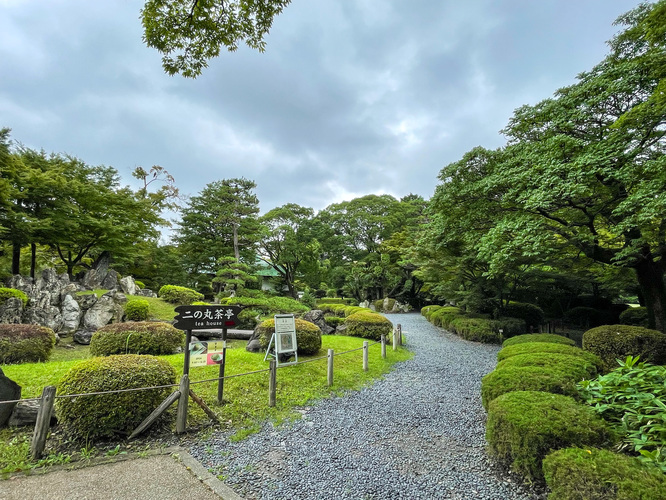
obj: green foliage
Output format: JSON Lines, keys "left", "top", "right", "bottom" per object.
{"left": 344, "top": 311, "right": 393, "bottom": 341}
{"left": 496, "top": 353, "right": 599, "bottom": 380}
{"left": 56, "top": 354, "right": 176, "bottom": 440}
{"left": 343, "top": 306, "right": 366, "bottom": 317}
{"left": 158, "top": 284, "right": 204, "bottom": 305}
{"left": 543, "top": 447, "right": 666, "bottom": 500}
{"left": 323, "top": 316, "right": 344, "bottom": 328}
{"left": 497, "top": 342, "right": 603, "bottom": 371}
{"left": 90, "top": 322, "right": 184, "bottom": 357}
{"left": 563, "top": 306, "right": 614, "bottom": 329}
{"left": 486, "top": 391, "right": 613, "bottom": 483}
{"left": 481, "top": 364, "right": 590, "bottom": 409}
{"left": 502, "top": 334, "right": 576, "bottom": 348}
{"left": 582, "top": 325, "right": 666, "bottom": 372}
{"left": 317, "top": 298, "right": 354, "bottom": 305}
{"left": 299, "top": 290, "right": 316, "bottom": 309}
{"left": 373, "top": 298, "right": 396, "bottom": 312}
{"left": 429, "top": 306, "right": 461, "bottom": 328}
{"left": 0, "top": 324, "right": 56, "bottom": 364}
{"left": 213, "top": 256, "right": 256, "bottom": 295}
{"left": 134, "top": 280, "right": 145, "bottom": 289}
{"left": 420, "top": 305, "right": 442, "bottom": 320}
{"left": 0, "top": 288, "right": 28, "bottom": 307}
{"left": 124, "top": 299, "right": 150, "bottom": 321}
{"left": 448, "top": 316, "right": 501, "bottom": 344}
{"left": 502, "top": 302, "right": 544, "bottom": 331}
{"left": 578, "top": 357, "right": 666, "bottom": 472}
{"left": 255, "top": 318, "right": 322, "bottom": 355}
{"left": 493, "top": 317, "right": 527, "bottom": 338}
{"left": 141, "top": 0, "right": 292, "bottom": 77}
{"left": 619, "top": 307, "right": 649, "bottom": 327}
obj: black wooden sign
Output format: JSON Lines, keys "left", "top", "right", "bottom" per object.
{"left": 173, "top": 305, "right": 242, "bottom": 330}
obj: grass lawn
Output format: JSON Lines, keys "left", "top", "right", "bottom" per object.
{"left": 1, "top": 335, "right": 412, "bottom": 475}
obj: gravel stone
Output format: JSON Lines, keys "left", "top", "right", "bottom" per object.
{"left": 188, "top": 313, "right": 539, "bottom": 499}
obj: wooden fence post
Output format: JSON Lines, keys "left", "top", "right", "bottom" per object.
{"left": 31, "top": 385, "right": 56, "bottom": 460}
{"left": 176, "top": 374, "right": 189, "bottom": 434}
{"left": 393, "top": 328, "right": 398, "bottom": 351}
{"left": 363, "top": 341, "right": 369, "bottom": 372}
{"left": 269, "top": 360, "right": 277, "bottom": 407}
{"left": 397, "top": 324, "right": 402, "bottom": 346}
{"left": 381, "top": 335, "right": 386, "bottom": 359}
{"left": 327, "top": 349, "right": 334, "bottom": 387}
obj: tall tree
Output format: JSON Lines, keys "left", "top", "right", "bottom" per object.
{"left": 141, "top": 0, "right": 292, "bottom": 77}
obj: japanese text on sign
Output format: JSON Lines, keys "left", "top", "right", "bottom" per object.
{"left": 174, "top": 305, "right": 242, "bottom": 330}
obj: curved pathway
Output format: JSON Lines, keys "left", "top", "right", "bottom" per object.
{"left": 189, "top": 313, "right": 536, "bottom": 500}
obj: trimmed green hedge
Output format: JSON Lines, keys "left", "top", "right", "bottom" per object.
{"left": 429, "top": 306, "right": 461, "bottom": 328}
{"left": 56, "top": 354, "right": 176, "bottom": 440}
{"left": 619, "top": 307, "right": 648, "bottom": 327}
{"left": 583, "top": 324, "right": 666, "bottom": 371}
{"left": 0, "top": 287, "right": 28, "bottom": 307}
{"left": 158, "top": 285, "right": 204, "bottom": 304}
{"left": 344, "top": 311, "right": 393, "bottom": 341}
{"left": 502, "top": 333, "right": 576, "bottom": 348}
{"left": 0, "top": 324, "right": 56, "bottom": 364}
{"left": 90, "top": 322, "right": 185, "bottom": 356}
{"left": 486, "top": 391, "right": 612, "bottom": 483}
{"left": 324, "top": 316, "right": 344, "bottom": 328}
{"left": 449, "top": 317, "right": 500, "bottom": 343}
{"left": 497, "top": 342, "right": 603, "bottom": 372}
{"left": 124, "top": 299, "right": 150, "bottom": 321}
{"left": 373, "top": 298, "right": 396, "bottom": 312}
{"left": 543, "top": 447, "right": 666, "bottom": 500}
{"left": 316, "top": 297, "right": 356, "bottom": 305}
{"left": 256, "top": 318, "right": 322, "bottom": 355}
{"left": 481, "top": 364, "right": 589, "bottom": 409}
{"left": 502, "top": 302, "right": 544, "bottom": 331}
{"left": 495, "top": 353, "right": 599, "bottom": 380}
{"left": 420, "top": 305, "right": 442, "bottom": 321}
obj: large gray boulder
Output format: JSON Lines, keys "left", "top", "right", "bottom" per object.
{"left": 73, "top": 329, "right": 95, "bottom": 345}
{"left": 100, "top": 269, "right": 119, "bottom": 290}
{"left": 23, "top": 305, "right": 63, "bottom": 332}
{"left": 75, "top": 293, "right": 98, "bottom": 312}
{"left": 82, "top": 291, "right": 126, "bottom": 330}
{"left": 5, "top": 275, "right": 35, "bottom": 298}
{"left": 35, "top": 268, "right": 70, "bottom": 306}
{"left": 60, "top": 294, "right": 82, "bottom": 334}
{"left": 119, "top": 276, "right": 137, "bottom": 296}
{"left": 137, "top": 288, "right": 158, "bottom": 298}
{"left": 0, "top": 297, "right": 23, "bottom": 324}
{"left": 0, "top": 368, "right": 21, "bottom": 428}
{"left": 302, "top": 309, "right": 334, "bottom": 335}
{"left": 81, "top": 269, "right": 103, "bottom": 290}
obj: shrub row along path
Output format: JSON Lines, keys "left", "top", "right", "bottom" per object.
{"left": 189, "top": 313, "right": 537, "bottom": 500}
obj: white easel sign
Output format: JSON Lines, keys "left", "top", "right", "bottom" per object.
{"left": 264, "top": 314, "right": 298, "bottom": 365}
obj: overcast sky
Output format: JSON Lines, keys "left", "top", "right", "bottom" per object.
{"left": 1, "top": 0, "right": 642, "bottom": 227}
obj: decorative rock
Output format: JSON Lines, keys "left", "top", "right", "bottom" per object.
{"left": 137, "top": 288, "right": 158, "bottom": 298}
{"left": 100, "top": 269, "right": 119, "bottom": 290}
{"left": 0, "top": 297, "right": 23, "bottom": 324}
{"left": 335, "top": 324, "right": 348, "bottom": 335}
{"left": 119, "top": 276, "right": 137, "bottom": 296}
{"left": 5, "top": 274, "right": 35, "bottom": 296}
{"left": 359, "top": 300, "right": 371, "bottom": 309}
{"left": 0, "top": 368, "right": 21, "bottom": 428}
{"left": 76, "top": 293, "right": 98, "bottom": 311}
{"left": 73, "top": 329, "right": 94, "bottom": 345}
{"left": 35, "top": 268, "right": 70, "bottom": 306}
{"left": 8, "top": 399, "right": 56, "bottom": 427}
{"left": 59, "top": 283, "right": 82, "bottom": 303}
{"left": 246, "top": 339, "right": 263, "bottom": 353}
{"left": 60, "top": 294, "right": 82, "bottom": 334}
{"left": 83, "top": 291, "right": 126, "bottom": 330}
{"left": 302, "top": 309, "right": 334, "bottom": 335}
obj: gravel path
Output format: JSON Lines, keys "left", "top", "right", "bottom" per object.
{"left": 188, "top": 313, "right": 537, "bottom": 500}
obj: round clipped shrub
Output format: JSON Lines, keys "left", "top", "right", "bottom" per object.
{"left": 486, "top": 391, "right": 613, "bottom": 483}
{"left": 582, "top": 324, "right": 666, "bottom": 371}
{"left": 421, "top": 305, "right": 442, "bottom": 321}
{"left": 90, "top": 322, "right": 185, "bottom": 356}
{"left": 496, "top": 353, "right": 599, "bottom": 380}
{"left": 344, "top": 311, "right": 393, "bottom": 341}
{"left": 373, "top": 298, "right": 396, "bottom": 312}
{"left": 481, "top": 364, "right": 589, "bottom": 409}
{"left": 343, "top": 306, "right": 366, "bottom": 317}
{"left": 256, "top": 318, "right": 322, "bottom": 355}
{"left": 0, "top": 288, "right": 28, "bottom": 307}
{"left": 502, "top": 333, "right": 575, "bottom": 348}
{"left": 125, "top": 298, "right": 150, "bottom": 321}
{"left": 134, "top": 280, "right": 145, "bottom": 289}
{"left": 543, "top": 447, "right": 666, "bottom": 500}
{"left": 0, "top": 324, "right": 56, "bottom": 364}
{"left": 563, "top": 306, "right": 612, "bottom": 329}
{"left": 324, "top": 316, "right": 344, "bottom": 328}
{"left": 56, "top": 354, "right": 176, "bottom": 440}
{"left": 158, "top": 285, "right": 204, "bottom": 305}
{"left": 493, "top": 317, "right": 527, "bottom": 338}
{"left": 502, "top": 302, "right": 544, "bottom": 331}
{"left": 497, "top": 342, "right": 603, "bottom": 371}
{"left": 449, "top": 317, "right": 500, "bottom": 343}
{"left": 429, "top": 306, "right": 461, "bottom": 328}
{"left": 619, "top": 306, "right": 648, "bottom": 327}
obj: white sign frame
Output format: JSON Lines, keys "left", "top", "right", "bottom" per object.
{"left": 264, "top": 314, "right": 298, "bottom": 365}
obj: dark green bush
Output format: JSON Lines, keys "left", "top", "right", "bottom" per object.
{"left": 134, "top": 280, "right": 145, "bottom": 289}
{"left": 502, "top": 302, "right": 544, "bottom": 331}
{"left": 493, "top": 317, "right": 527, "bottom": 338}
{"left": 420, "top": 305, "right": 442, "bottom": 321}
{"left": 481, "top": 364, "right": 590, "bottom": 409}
{"left": 0, "top": 324, "right": 56, "bottom": 364}
{"left": 543, "top": 447, "right": 666, "bottom": 500}
{"left": 344, "top": 311, "right": 392, "bottom": 341}
{"left": 256, "top": 318, "right": 322, "bottom": 355}
{"left": 429, "top": 306, "right": 461, "bottom": 328}
{"left": 90, "top": 322, "right": 184, "bottom": 356}
{"left": 343, "top": 306, "right": 366, "bottom": 317}
{"left": 56, "top": 354, "right": 176, "bottom": 440}
{"left": 318, "top": 303, "right": 348, "bottom": 316}
{"left": 324, "top": 316, "right": 344, "bottom": 328}
{"left": 496, "top": 353, "right": 599, "bottom": 379}
{"left": 449, "top": 317, "right": 501, "bottom": 343}
{"left": 563, "top": 306, "right": 613, "bottom": 329}
{"left": 497, "top": 342, "right": 603, "bottom": 372}
{"left": 619, "top": 307, "right": 649, "bottom": 327}
{"left": 125, "top": 298, "right": 150, "bottom": 321}
{"left": 0, "top": 287, "right": 28, "bottom": 307}
{"left": 582, "top": 324, "right": 666, "bottom": 372}
{"left": 503, "top": 333, "right": 576, "bottom": 348}
{"left": 158, "top": 285, "right": 204, "bottom": 304}
{"left": 486, "top": 391, "right": 613, "bottom": 483}
{"left": 578, "top": 357, "right": 666, "bottom": 472}
{"left": 373, "top": 298, "right": 396, "bottom": 312}
{"left": 316, "top": 297, "right": 355, "bottom": 305}
{"left": 223, "top": 295, "right": 309, "bottom": 315}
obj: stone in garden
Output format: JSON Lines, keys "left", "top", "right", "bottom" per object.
{"left": 0, "top": 368, "right": 21, "bottom": 428}
{"left": 81, "top": 269, "right": 103, "bottom": 289}
{"left": 137, "top": 288, "right": 158, "bottom": 298}
{"left": 60, "top": 294, "right": 82, "bottom": 334}
{"left": 5, "top": 274, "right": 35, "bottom": 297}
{"left": 0, "top": 297, "right": 23, "bottom": 324}
{"left": 359, "top": 300, "right": 371, "bottom": 309}
{"left": 75, "top": 292, "right": 98, "bottom": 311}
{"left": 246, "top": 324, "right": 264, "bottom": 352}
{"left": 119, "top": 276, "right": 137, "bottom": 296}
{"left": 83, "top": 291, "right": 126, "bottom": 330}
{"left": 35, "top": 268, "right": 70, "bottom": 306}
{"left": 8, "top": 399, "right": 56, "bottom": 427}
{"left": 336, "top": 324, "right": 348, "bottom": 335}
{"left": 74, "top": 329, "right": 95, "bottom": 345}
{"left": 303, "top": 309, "right": 334, "bottom": 335}
{"left": 100, "top": 269, "right": 119, "bottom": 290}
{"left": 23, "top": 304, "right": 64, "bottom": 332}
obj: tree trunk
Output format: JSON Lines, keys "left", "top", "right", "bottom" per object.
{"left": 634, "top": 256, "right": 666, "bottom": 333}
{"left": 12, "top": 242, "right": 21, "bottom": 275}
{"left": 30, "top": 243, "right": 37, "bottom": 279}
{"left": 233, "top": 224, "right": 240, "bottom": 261}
